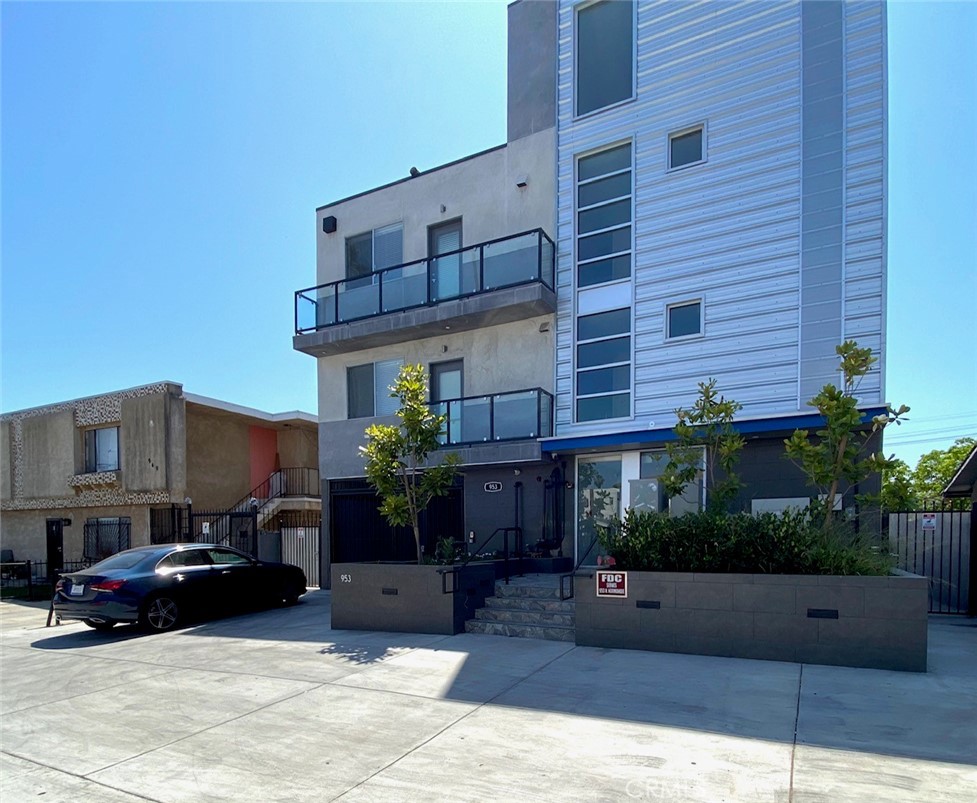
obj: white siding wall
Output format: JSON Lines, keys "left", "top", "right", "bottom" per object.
{"left": 844, "top": 0, "right": 887, "bottom": 400}
{"left": 554, "top": 0, "right": 886, "bottom": 437}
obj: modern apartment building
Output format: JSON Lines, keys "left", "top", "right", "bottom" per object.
{"left": 294, "top": 0, "right": 888, "bottom": 578}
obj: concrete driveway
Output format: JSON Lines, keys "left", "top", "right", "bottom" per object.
{"left": 2, "top": 591, "right": 975, "bottom": 802}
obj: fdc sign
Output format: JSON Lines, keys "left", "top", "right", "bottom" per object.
{"left": 596, "top": 570, "right": 627, "bottom": 598}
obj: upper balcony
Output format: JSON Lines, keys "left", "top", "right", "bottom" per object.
{"left": 293, "top": 229, "right": 556, "bottom": 357}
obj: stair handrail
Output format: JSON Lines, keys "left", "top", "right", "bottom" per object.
{"left": 439, "top": 525, "right": 523, "bottom": 594}
{"left": 225, "top": 467, "right": 320, "bottom": 517}
{"left": 559, "top": 531, "right": 602, "bottom": 601}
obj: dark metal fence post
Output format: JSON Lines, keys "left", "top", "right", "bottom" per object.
{"left": 26, "top": 560, "right": 34, "bottom": 601}
{"left": 969, "top": 501, "right": 977, "bottom": 617}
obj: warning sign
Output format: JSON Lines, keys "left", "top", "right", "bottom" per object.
{"left": 596, "top": 570, "right": 628, "bottom": 599}
{"left": 921, "top": 513, "right": 937, "bottom": 531}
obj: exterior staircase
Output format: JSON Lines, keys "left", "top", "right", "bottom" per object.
{"left": 465, "top": 577, "right": 575, "bottom": 642}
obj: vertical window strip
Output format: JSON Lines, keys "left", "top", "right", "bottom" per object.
{"left": 574, "top": 144, "right": 634, "bottom": 422}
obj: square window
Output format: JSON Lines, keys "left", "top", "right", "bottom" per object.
{"left": 667, "top": 301, "right": 702, "bottom": 339}
{"left": 347, "top": 359, "right": 405, "bottom": 419}
{"left": 576, "top": 1, "right": 634, "bottom": 117}
{"left": 84, "top": 427, "right": 119, "bottom": 472}
{"left": 669, "top": 127, "right": 704, "bottom": 170}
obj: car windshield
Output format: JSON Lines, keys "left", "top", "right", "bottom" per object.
{"left": 86, "top": 551, "right": 150, "bottom": 572}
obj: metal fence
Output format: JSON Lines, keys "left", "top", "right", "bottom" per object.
{"left": 273, "top": 510, "right": 321, "bottom": 588}
{"left": 0, "top": 560, "right": 94, "bottom": 601}
{"left": 888, "top": 502, "right": 973, "bottom": 614}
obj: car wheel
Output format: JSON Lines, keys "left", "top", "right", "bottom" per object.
{"left": 141, "top": 595, "right": 181, "bottom": 632}
{"left": 84, "top": 619, "right": 115, "bottom": 632}
{"left": 281, "top": 582, "right": 301, "bottom": 607}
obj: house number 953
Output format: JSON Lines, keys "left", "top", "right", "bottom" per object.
{"left": 340, "top": 574, "right": 352, "bottom": 583}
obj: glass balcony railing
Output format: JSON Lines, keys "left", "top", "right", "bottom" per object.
{"left": 295, "top": 229, "right": 555, "bottom": 334}
{"left": 431, "top": 388, "right": 553, "bottom": 447}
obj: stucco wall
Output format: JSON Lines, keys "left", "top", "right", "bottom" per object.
{"left": 317, "top": 315, "right": 554, "bottom": 424}
{"left": 0, "top": 506, "right": 153, "bottom": 563}
{"left": 185, "top": 408, "right": 251, "bottom": 510}
{"left": 20, "top": 411, "right": 76, "bottom": 499}
{"left": 277, "top": 427, "right": 318, "bottom": 469}
{"left": 315, "top": 128, "right": 557, "bottom": 285}
{"left": 120, "top": 394, "right": 169, "bottom": 492}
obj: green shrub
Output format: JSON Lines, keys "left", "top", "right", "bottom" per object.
{"left": 596, "top": 509, "right": 891, "bottom": 576}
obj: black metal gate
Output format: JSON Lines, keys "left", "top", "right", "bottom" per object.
{"left": 330, "top": 479, "right": 464, "bottom": 563}
{"left": 888, "top": 503, "right": 973, "bottom": 614}
{"left": 264, "top": 510, "right": 321, "bottom": 587}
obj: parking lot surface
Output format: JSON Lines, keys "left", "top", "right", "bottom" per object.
{"left": 2, "top": 591, "right": 975, "bottom": 802}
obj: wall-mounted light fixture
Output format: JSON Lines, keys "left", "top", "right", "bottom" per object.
{"left": 515, "top": 175, "right": 528, "bottom": 188}
{"left": 322, "top": 216, "right": 337, "bottom": 234}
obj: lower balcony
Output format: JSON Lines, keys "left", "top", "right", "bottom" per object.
{"left": 433, "top": 388, "right": 552, "bottom": 447}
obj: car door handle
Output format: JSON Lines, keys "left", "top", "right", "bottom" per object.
{"left": 221, "top": 570, "right": 232, "bottom": 575}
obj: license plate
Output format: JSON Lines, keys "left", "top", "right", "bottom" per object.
{"left": 69, "top": 584, "right": 84, "bottom": 596}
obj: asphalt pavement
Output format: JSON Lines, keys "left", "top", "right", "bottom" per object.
{"left": 2, "top": 590, "right": 975, "bottom": 802}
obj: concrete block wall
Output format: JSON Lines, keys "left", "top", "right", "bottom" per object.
{"left": 576, "top": 571, "right": 928, "bottom": 672}
{"left": 330, "top": 563, "right": 496, "bottom": 635}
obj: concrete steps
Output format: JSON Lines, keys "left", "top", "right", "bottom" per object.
{"left": 465, "top": 579, "right": 575, "bottom": 642}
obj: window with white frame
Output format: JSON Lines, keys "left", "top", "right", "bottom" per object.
{"left": 668, "top": 125, "right": 705, "bottom": 170}
{"left": 345, "top": 223, "right": 403, "bottom": 281}
{"left": 84, "top": 426, "right": 119, "bottom": 472}
{"left": 576, "top": 143, "right": 632, "bottom": 288}
{"left": 666, "top": 300, "right": 703, "bottom": 339}
{"left": 347, "top": 358, "right": 404, "bottom": 419}
{"left": 576, "top": 307, "right": 631, "bottom": 422}
{"left": 575, "top": 0, "right": 634, "bottom": 117}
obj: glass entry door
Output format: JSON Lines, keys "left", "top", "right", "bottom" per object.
{"left": 429, "top": 220, "right": 463, "bottom": 300}
{"left": 576, "top": 455, "right": 622, "bottom": 565}
{"left": 431, "top": 360, "right": 463, "bottom": 444}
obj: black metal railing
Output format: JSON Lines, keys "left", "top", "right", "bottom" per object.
{"left": 1, "top": 560, "right": 94, "bottom": 601}
{"left": 295, "top": 228, "right": 555, "bottom": 334}
{"left": 560, "top": 532, "right": 602, "bottom": 601}
{"left": 440, "top": 526, "right": 524, "bottom": 594}
{"left": 83, "top": 519, "right": 131, "bottom": 562}
{"left": 150, "top": 468, "right": 320, "bottom": 546}
{"left": 432, "top": 388, "right": 553, "bottom": 447}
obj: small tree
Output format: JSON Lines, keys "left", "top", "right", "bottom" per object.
{"left": 662, "top": 378, "right": 745, "bottom": 513}
{"left": 784, "top": 340, "right": 909, "bottom": 520}
{"left": 360, "top": 364, "right": 460, "bottom": 564}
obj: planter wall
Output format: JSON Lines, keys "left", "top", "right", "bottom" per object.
{"left": 331, "top": 562, "right": 496, "bottom": 635}
{"left": 575, "top": 571, "right": 928, "bottom": 672}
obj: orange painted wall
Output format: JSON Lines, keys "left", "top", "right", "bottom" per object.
{"left": 249, "top": 426, "right": 278, "bottom": 490}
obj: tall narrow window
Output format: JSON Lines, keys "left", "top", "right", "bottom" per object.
{"left": 575, "top": 1, "right": 634, "bottom": 117}
{"left": 85, "top": 427, "right": 119, "bottom": 472}
{"left": 576, "top": 144, "right": 632, "bottom": 288}
{"left": 576, "top": 307, "right": 631, "bottom": 422}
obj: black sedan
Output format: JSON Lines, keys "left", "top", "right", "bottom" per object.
{"left": 53, "top": 544, "right": 307, "bottom": 633}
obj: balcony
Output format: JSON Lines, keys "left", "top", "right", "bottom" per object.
{"left": 433, "top": 388, "right": 553, "bottom": 447}
{"left": 293, "top": 229, "right": 555, "bottom": 357}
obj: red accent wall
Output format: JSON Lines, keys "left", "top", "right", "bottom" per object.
{"left": 249, "top": 426, "right": 278, "bottom": 491}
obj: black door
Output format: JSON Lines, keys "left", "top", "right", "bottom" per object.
{"left": 46, "top": 519, "right": 64, "bottom": 580}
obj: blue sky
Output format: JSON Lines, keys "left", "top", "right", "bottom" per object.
{"left": 2, "top": 1, "right": 975, "bottom": 470}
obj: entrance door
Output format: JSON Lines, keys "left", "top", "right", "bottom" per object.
{"left": 431, "top": 360, "right": 463, "bottom": 444}
{"left": 429, "top": 219, "right": 463, "bottom": 301}
{"left": 46, "top": 519, "right": 65, "bottom": 580}
{"left": 576, "top": 456, "right": 622, "bottom": 565}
